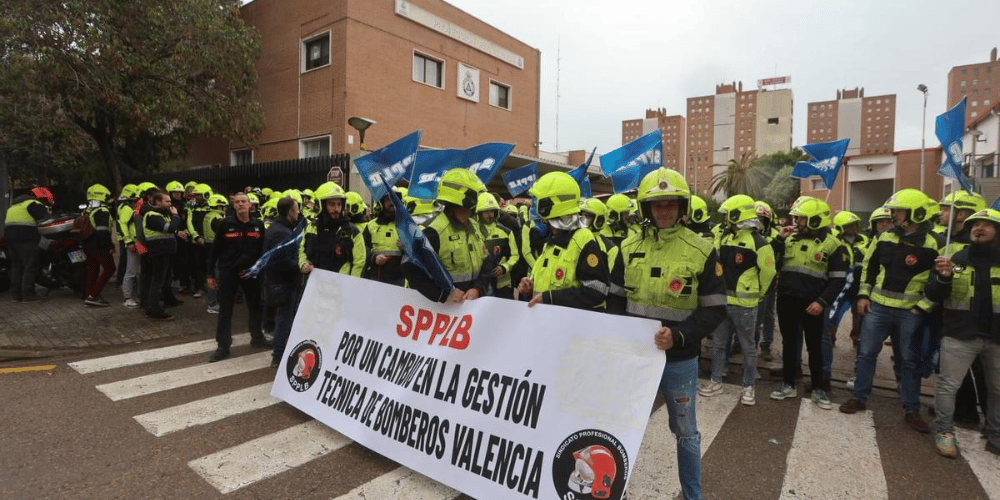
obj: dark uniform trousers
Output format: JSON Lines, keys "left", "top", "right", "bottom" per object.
{"left": 215, "top": 267, "right": 264, "bottom": 349}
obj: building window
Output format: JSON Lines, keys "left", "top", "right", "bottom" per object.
{"left": 811, "top": 179, "right": 824, "bottom": 190}
{"left": 489, "top": 80, "right": 511, "bottom": 109}
{"left": 300, "top": 136, "right": 330, "bottom": 159}
{"left": 230, "top": 149, "right": 252, "bottom": 166}
{"left": 961, "top": 80, "right": 966, "bottom": 87}
{"left": 302, "top": 33, "right": 330, "bottom": 72}
{"left": 413, "top": 52, "right": 443, "bottom": 88}
{"left": 767, "top": 117, "right": 779, "bottom": 125}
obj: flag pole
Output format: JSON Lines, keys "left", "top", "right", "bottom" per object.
{"left": 944, "top": 202, "right": 956, "bottom": 259}
{"left": 824, "top": 188, "right": 833, "bottom": 203}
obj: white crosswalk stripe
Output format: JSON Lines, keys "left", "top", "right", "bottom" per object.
{"left": 955, "top": 427, "right": 1000, "bottom": 500}
{"left": 779, "top": 398, "right": 888, "bottom": 499}
{"left": 134, "top": 382, "right": 279, "bottom": 437}
{"left": 331, "top": 466, "right": 460, "bottom": 500}
{"left": 95, "top": 351, "right": 270, "bottom": 401}
{"left": 70, "top": 339, "right": 1000, "bottom": 498}
{"left": 68, "top": 333, "right": 251, "bottom": 374}
{"left": 188, "top": 420, "right": 352, "bottom": 494}
{"left": 626, "top": 383, "right": 741, "bottom": 498}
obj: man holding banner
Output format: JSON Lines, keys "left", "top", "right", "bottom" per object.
{"left": 608, "top": 168, "right": 727, "bottom": 500}
{"left": 516, "top": 172, "right": 609, "bottom": 311}
{"left": 403, "top": 168, "right": 492, "bottom": 303}
{"left": 362, "top": 188, "right": 405, "bottom": 287}
{"left": 298, "top": 182, "right": 367, "bottom": 278}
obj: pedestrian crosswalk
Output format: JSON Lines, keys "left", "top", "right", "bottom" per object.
{"left": 779, "top": 398, "right": 886, "bottom": 499}
{"left": 189, "top": 420, "right": 353, "bottom": 494}
{"left": 69, "top": 337, "right": 1000, "bottom": 499}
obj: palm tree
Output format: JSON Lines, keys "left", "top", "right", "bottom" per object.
{"left": 709, "top": 152, "right": 774, "bottom": 199}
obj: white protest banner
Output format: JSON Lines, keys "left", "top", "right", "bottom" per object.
{"left": 272, "top": 270, "right": 665, "bottom": 500}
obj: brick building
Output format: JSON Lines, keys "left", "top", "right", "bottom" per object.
{"left": 187, "top": 0, "right": 541, "bottom": 168}
{"left": 947, "top": 47, "right": 999, "bottom": 125}
{"left": 806, "top": 88, "right": 896, "bottom": 157}
{"left": 620, "top": 108, "right": 686, "bottom": 170}
{"left": 686, "top": 81, "right": 793, "bottom": 197}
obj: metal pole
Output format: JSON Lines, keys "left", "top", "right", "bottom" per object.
{"left": 920, "top": 91, "right": 927, "bottom": 193}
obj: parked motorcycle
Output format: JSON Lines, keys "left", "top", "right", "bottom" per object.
{"left": 36, "top": 212, "right": 87, "bottom": 295}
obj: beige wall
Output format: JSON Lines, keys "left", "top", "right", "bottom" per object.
{"left": 754, "top": 89, "right": 793, "bottom": 155}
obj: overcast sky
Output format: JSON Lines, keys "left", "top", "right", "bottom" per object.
{"left": 448, "top": 0, "right": 999, "bottom": 157}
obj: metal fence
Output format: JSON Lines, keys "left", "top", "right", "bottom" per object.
{"left": 129, "top": 154, "right": 353, "bottom": 195}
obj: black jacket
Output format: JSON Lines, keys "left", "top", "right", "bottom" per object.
{"left": 925, "top": 243, "right": 1000, "bottom": 343}
{"left": 138, "top": 204, "right": 181, "bottom": 257}
{"left": 263, "top": 217, "right": 300, "bottom": 288}
{"left": 208, "top": 215, "right": 265, "bottom": 278}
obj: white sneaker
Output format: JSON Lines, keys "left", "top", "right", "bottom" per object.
{"left": 770, "top": 383, "right": 798, "bottom": 400}
{"left": 741, "top": 386, "right": 756, "bottom": 406}
{"left": 123, "top": 298, "right": 139, "bottom": 309}
{"left": 812, "top": 389, "right": 833, "bottom": 410}
{"left": 193, "top": 290, "right": 204, "bottom": 298}
{"left": 206, "top": 305, "right": 219, "bottom": 314}
{"left": 698, "top": 380, "right": 724, "bottom": 397}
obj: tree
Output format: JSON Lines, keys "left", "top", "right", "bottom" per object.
{"left": 0, "top": 0, "right": 264, "bottom": 191}
{"left": 709, "top": 152, "right": 774, "bottom": 199}
{"left": 760, "top": 149, "right": 809, "bottom": 209}
{"left": 708, "top": 149, "right": 810, "bottom": 205}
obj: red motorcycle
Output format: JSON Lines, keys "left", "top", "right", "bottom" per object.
{"left": 35, "top": 213, "right": 87, "bottom": 294}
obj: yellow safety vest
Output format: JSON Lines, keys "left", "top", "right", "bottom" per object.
{"left": 718, "top": 229, "right": 776, "bottom": 307}
{"left": 481, "top": 221, "right": 519, "bottom": 290}
{"left": 620, "top": 226, "right": 723, "bottom": 321}
{"left": 426, "top": 213, "right": 486, "bottom": 284}
{"left": 367, "top": 219, "right": 401, "bottom": 256}
{"left": 532, "top": 227, "right": 596, "bottom": 294}
{"left": 859, "top": 229, "right": 938, "bottom": 310}
{"left": 4, "top": 199, "right": 41, "bottom": 226}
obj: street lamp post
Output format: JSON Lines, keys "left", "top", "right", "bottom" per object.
{"left": 917, "top": 84, "right": 928, "bottom": 193}
{"left": 348, "top": 116, "right": 377, "bottom": 151}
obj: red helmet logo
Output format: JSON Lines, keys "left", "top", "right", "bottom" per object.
{"left": 669, "top": 278, "right": 684, "bottom": 293}
{"left": 569, "top": 445, "right": 618, "bottom": 499}
{"left": 905, "top": 254, "right": 918, "bottom": 266}
{"left": 294, "top": 348, "right": 317, "bottom": 379}
{"left": 555, "top": 268, "right": 565, "bottom": 280}
{"left": 813, "top": 253, "right": 823, "bottom": 262}
{"left": 734, "top": 253, "right": 744, "bottom": 265}
{"left": 493, "top": 245, "right": 501, "bottom": 255}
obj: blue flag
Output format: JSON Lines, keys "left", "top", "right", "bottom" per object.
{"left": 501, "top": 163, "right": 538, "bottom": 197}
{"left": 380, "top": 177, "right": 454, "bottom": 296}
{"left": 791, "top": 138, "right": 850, "bottom": 190}
{"left": 579, "top": 177, "right": 592, "bottom": 198}
{"left": 407, "top": 143, "right": 515, "bottom": 200}
{"left": 992, "top": 196, "right": 1000, "bottom": 211}
{"left": 354, "top": 131, "right": 421, "bottom": 201}
{"left": 936, "top": 97, "right": 973, "bottom": 194}
{"left": 243, "top": 219, "right": 306, "bottom": 279}
{"left": 600, "top": 132, "right": 662, "bottom": 193}
{"left": 567, "top": 147, "right": 596, "bottom": 197}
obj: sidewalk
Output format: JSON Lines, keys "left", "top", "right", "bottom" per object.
{"left": 0, "top": 281, "right": 233, "bottom": 358}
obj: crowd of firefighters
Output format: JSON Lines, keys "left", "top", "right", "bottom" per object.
{"left": 4, "top": 164, "right": 998, "bottom": 499}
